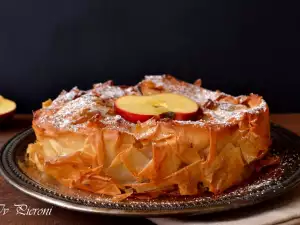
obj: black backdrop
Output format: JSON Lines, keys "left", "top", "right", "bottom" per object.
{"left": 0, "top": 0, "right": 299, "bottom": 113}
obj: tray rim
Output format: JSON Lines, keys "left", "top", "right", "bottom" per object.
{"left": 1, "top": 124, "right": 300, "bottom": 217}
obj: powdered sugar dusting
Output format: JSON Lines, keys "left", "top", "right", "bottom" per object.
{"left": 34, "top": 75, "right": 269, "bottom": 132}
{"left": 99, "top": 86, "right": 125, "bottom": 99}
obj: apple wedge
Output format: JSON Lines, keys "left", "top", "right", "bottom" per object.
{"left": 115, "top": 93, "right": 198, "bottom": 123}
{"left": 0, "top": 95, "right": 16, "bottom": 124}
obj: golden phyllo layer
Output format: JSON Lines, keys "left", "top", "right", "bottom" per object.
{"left": 27, "top": 75, "right": 270, "bottom": 200}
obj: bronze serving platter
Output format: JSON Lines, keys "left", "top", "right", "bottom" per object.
{"left": 1, "top": 124, "right": 300, "bottom": 216}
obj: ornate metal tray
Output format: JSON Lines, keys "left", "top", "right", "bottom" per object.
{"left": 1, "top": 124, "right": 300, "bottom": 216}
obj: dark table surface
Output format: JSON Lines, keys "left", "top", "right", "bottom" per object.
{"left": 0, "top": 114, "right": 300, "bottom": 225}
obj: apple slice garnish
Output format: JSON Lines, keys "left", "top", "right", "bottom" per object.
{"left": 0, "top": 95, "right": 16, "bottom": 124}
{"left": 115, "top": 93, "right": 198, "bottom": 123}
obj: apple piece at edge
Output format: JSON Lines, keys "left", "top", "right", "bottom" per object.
{"left": 0, "top": 96, "right": 16, "bottom": 125}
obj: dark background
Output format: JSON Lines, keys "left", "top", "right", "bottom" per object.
{"left": 0, "top": 0, "right": 299, "bottom": 113}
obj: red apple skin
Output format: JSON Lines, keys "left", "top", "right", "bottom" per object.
{"left": 175, "top": 107, "right": 203, "bottom": 121}
{"left": 115, "top": 105, "right": 153, "bottom": 123}
{"left": 0, "top": 109, "right": 16, "bottom": 125}
{"left": 173, "top": 111, "right": 198, "bottom": 121}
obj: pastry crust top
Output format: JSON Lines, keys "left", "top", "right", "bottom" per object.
{"left": 33, "top": 75, "right": 267, "bottom": 135}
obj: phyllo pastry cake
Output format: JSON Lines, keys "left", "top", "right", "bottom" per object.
{"left": 26, "top": 75, "right": 271, "bottom": 200}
